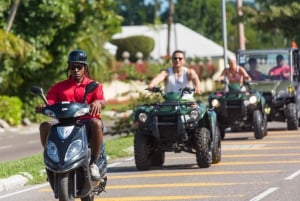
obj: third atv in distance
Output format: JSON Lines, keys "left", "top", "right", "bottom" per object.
{"left": 237, "top": 48, "right": 300, "bottom": 130}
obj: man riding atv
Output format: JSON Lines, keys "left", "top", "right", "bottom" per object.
{"left": 209, "top": 56, "right": 267, "bottom": 140}
{"left": 217, "top": 56, "right": 252, "bottom": 91}
{"left": 133, "top": 50, "right": 221, "bottom": 170}
{"left": 146, "top": 49, "right": 202, "bottom": 98}
{"left": 237, "top": 48, "right": 300, "bottom": 130}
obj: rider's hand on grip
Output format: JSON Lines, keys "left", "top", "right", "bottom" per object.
{"left": 35, "top": 105, "right": 45, "bottom": 113}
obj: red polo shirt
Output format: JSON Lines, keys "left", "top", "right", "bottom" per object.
{"left": 46, "top": 76, "right": 105, "bottom": 118}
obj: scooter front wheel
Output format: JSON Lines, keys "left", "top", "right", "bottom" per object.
{"left": 81, "top": 194, "right": 95, "bottom": 201}
{"left": 58, "top": 173, "right": 75, "bottom": 201}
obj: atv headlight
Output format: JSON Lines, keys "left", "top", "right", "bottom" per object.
{"left": 189, "top": 110, "right": 199, "bottom": 120}
{"left": 65, "top": 140, "right": 83, "bottom": 162}
{"left": 138, "top": 112, "right": 148, "bottom": 123}
{"left": 211, "top": 99, "right": 220, "bottom": 107}
{"left": 288, "top": 86, "right": 294, "bottom": 94}
{"left": 249, "top": 95, "right": 258, "bottom": 104}
{"left": 46, "top": 141, "right": 59, "bottom": 162}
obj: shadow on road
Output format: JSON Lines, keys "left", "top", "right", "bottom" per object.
{"left": 108, "top": 162, "right": 199, "bottom": 173}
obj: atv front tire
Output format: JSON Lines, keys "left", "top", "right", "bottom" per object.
{"left": 134, "top": 132, "right": 151, "bottom": 170}
{"left": 253, "top": 110, "right": 264, "bottom": 139}
{"left": 212, "top": 126, "right": 221, "bottom": 164}
{"left": 286, "top": 103, "right": 298, "bottom": 130}
{"left": 194, "top": 127, "right": 212, "bottom": 168}
{"left": 151, "top": 150, "right": 165, "bottom": 166}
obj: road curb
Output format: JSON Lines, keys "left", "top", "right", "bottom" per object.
{"left": 0, "top": 174, "right": 29, "bottom": 192}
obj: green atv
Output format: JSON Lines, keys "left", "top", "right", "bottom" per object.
{"left": 237, "top": 48, "right": 300, "bottom": 130}
{"left": 208, "top": 80, "right": 268, "bottom": 140}
{"left": 133, "top": 87, "right": 221, "bottom": 170}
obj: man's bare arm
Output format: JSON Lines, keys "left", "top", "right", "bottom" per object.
{"left": 147, "top": 69, "right": 168, "bottom": 89}
{"left": 188, "top": 69, "right": 202, "bottom": 94}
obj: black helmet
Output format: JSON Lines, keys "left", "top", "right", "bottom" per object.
{"left": 68, "top": 50, "right": 88, "bottom": 65}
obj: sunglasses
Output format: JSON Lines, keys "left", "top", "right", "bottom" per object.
{"left": 173, "top": 57, "right": 184, "bottom": 61}
{"left": 69, "top": 64, "right": 84, "bottom": 71}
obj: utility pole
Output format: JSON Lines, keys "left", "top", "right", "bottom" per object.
{"left": 0, "top": 0, "right": 21, "bottom": 62}
{"left": 222, "top": 0, "right": 228, "bottom": 69}
{"left": 167, "top": 0, "right": 174, "bottom": 58}
{"left": 237, "top": 0, "right": 245, "bottom": 50}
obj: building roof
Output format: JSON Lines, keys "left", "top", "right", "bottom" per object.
{"left": 105, "top": 23, "right": 234, "bottom": 60}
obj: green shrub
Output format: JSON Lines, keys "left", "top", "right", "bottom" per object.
{"left": 0, "top": 96, "right": 22, "bottom": 126}
{"left": 111, "top": 35, "right": 155, "bottom": 62}
{"left": 22, "top": 96, "right": 50, "bottom": 123}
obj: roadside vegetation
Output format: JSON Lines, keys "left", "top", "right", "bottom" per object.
{"left": 1, "top": 0, "right": 299, "bottom": 128}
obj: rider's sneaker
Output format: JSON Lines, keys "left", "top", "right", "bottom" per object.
{"left": 90, "top": 163, "right": 101, "bottom": 181}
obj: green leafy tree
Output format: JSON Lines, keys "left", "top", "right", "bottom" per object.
{"left": 0, "top": 0, "right": 121, "bottom": 99}
{"left": 243, "top": 0, "right": 300, "bottom": 47}
{"left": 115, "top": 0, "right": 163, "bottom": 25}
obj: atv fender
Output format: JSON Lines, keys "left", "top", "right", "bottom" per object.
{"left": 150, "top": 116, "right": 160, "bottom": 141}
{"left": 207, "top": 108, "right": 218, "bottom": 147}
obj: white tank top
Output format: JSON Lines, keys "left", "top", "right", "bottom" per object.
{"left": 166, "top": 67, "right": 194, "bottom": 100}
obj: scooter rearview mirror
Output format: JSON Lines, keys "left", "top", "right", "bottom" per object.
{"left": 31, "top": 86, "right": 43, "bottom": 96}
{"left": 83, "top": 81, "right": 99, "bottom": 103}
{"left": 30, "top": 86, "right": 49, "bottom": 105}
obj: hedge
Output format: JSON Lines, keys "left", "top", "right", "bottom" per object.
{"left": 0, "top": 96, "right": 22, "bottom": 126}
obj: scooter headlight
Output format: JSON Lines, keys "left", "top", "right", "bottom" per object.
{"left": 65, "top": 140, "right": 83, "bottom": 162}
{"left": 211, "top": 99, "right": 220, "bottom": 107}
{"left": 138, "top": 112, "right": 148, "bottom": 123}
{"left": 46, "top": 141, "right": 59, "bottom": 162}
{"left": 44, "top": 109, "right": 56, "bottom": 118}
{"left": 249, "top": 95, "right": 258, "bottom": 104}
{"left": 189, "top": 110, "right": 199, "bottom": 120}
{"left": 74, "top": 108, "right": 90, "bottom": 117}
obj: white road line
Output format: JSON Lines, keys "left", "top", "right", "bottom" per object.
{"left": 285, "top": 169, "right": 300, "bottom": 180}
{"left": 108, "top": 162, "right": 122, "bottom": 167}
{"left": 0, "top": 183, "right": 49, "bottom": 199}
{"left": 0, "top": 162, "right": 123, "bottom": 199}
{"left": 249, "top": 187, "right": 279, "bottom": 201}
{"left": 124, "top": 157, "right": 134, "bottom": 161}
{"left": 0, "top": 145, "right": 12, "bottom": 150}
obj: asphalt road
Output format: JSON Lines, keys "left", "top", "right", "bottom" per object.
{"left": 1, "top": 122, "right": 300, "bottom": 201}
{"left": 0, "top": 125, "right": 42, "bottom": 162}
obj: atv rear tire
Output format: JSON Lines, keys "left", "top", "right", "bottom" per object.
{"left": 253, "top": 110, "right": 264, "bottom": 139}
{"left": 212, "top": 126, "right": 221, "bottom": 164}
{"left": 194, "top": 127, "right": 212, "bottom": 168}
{"left": 286, "top": 103, "right": 298, "bottom": 130}
{"left": 134, "top": 132, "right": 151, "bottom": 170}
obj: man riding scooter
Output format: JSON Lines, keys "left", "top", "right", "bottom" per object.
{"left": 36, "top": 49, "right": 106, "bottom": 181}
